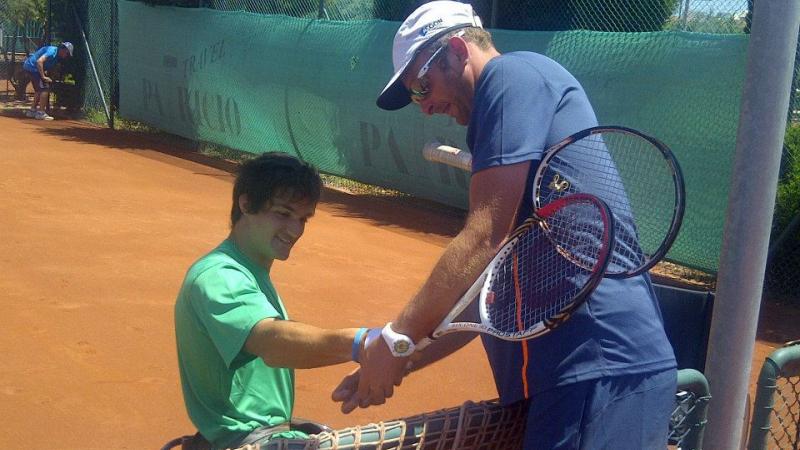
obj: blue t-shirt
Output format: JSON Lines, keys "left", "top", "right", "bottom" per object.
{"left": 23, "top": 46, "right": 60, "bottom": 73}
{"left": 467, "top": 52, "right": 676, "bottom": 404}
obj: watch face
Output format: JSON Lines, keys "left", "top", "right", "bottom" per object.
{"left": 394, "top": 341, "right": 410, "bottom": 354}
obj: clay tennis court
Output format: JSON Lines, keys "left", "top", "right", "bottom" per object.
{"left": 0, "top": 111, "right": 797, "bottom": 449}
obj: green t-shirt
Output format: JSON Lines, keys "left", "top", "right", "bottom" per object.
{"left": 174, "top": 239, "right": 307, "bottom": 449}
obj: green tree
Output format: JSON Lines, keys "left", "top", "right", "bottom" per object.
{"left": 371, "top": 0, "right": 423, "bottom": 21}
{"left": 1, "top": 0, "right": 46, "bottom": 99}
{"left": 496, "top": 0, "right": 681, "bottom": 32}
{"left": 776, "top": 124, "right": 800, "bottom": 230}
{"left": 0, "top": 0, "right": 46, "bottom": 31}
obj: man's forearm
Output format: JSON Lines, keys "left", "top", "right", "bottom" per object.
{"left": 407, "top": 332, "right": 477, "bottom": 372}
{"left": 246, "top": 320, "right": 360, "bottom": 369}
{"left": 391, "top": 163, "right": 530, "bottom": 343}
{"left": 393, "top": 206, "right": 497, "bottom": 342}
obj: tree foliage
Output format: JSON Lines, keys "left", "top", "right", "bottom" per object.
{"left": 141, "top": 0, "right": 201, "bottom": 7}
{"left": 776, "top": 124, "right": 800, "bottom": 231}
{"left": 0, "top": 0, "right": 46, "bottom": 26}
{"left": 495, "top": 0, "right": 680, "bottom": 32}
{"left": 372, "top": 0, "right": 425, "bottom": 21}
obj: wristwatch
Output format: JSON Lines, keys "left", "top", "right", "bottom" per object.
{"left": 381, "top": 322, "right": 416, "bottom": 357}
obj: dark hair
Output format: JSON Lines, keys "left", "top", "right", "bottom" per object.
{"left": 230, "top": 152, "right": 322, "bottom": 226}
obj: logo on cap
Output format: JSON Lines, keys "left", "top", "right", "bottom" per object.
{"left": 420, "top": 18, "right": 443, "bottom": 36}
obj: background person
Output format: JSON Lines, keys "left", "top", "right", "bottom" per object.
{"left": 333, "top": 2, "right": 678, "bottom": 449}
{"left": 22, "top": 41, "right": 73, "bottom": 120}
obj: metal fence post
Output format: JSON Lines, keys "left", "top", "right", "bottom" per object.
{"left": 110, "top": 0, "right": 115, "bottom": 129}
{"left": 703, "top": 0, "right": 800, "bottom": 448}
{"left": 46, "top": 0, "right": 52, "bottom": 43}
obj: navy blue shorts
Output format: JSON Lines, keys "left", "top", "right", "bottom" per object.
{"left": 26, "top": 70, "right": 50, "bottom": 92}
{"left": 523, "top": 368, "right": 677, "bottom": 449}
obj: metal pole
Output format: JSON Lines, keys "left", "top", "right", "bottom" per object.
{"left": 46, "top": 0, "right": 52, "bottom": 43}
{"left": 70, "top": 3, "right": 111, "bottom": 125}
{"left": 681, "top": 0, "right": 691, "bottom": 31}
{"left": 110, "top": 0, "right": 116, "bottom": 129}
{"left": 702, "top": 0, "right": 800, "bottom": 449}
{"left": 2, "top": 27, "right": 7, "bottom": 97}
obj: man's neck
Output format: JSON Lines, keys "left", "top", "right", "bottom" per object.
{"left": 229, "top": 228, "right": 273, "bottom": 271}
{"left": 469, "top": 46, "right": 501, "bottom": 83}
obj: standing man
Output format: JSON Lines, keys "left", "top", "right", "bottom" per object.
{"left": 22, "top": 41, "right": 73, "bottom": 120}
{"left": 175, "top": 152, "right": 372, "bottom": 450}
{"left": 334, "top": 2, "right": 678, "bottom": 449}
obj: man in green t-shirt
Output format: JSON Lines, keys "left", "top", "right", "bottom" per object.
{"left": 175, "top": 152, "right": 369, "bottom": 450}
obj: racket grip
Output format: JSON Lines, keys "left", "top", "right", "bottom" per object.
{"left": 422, "top": 141, "right": 472, "bottom": 172}
{"left": 416, "top": 336, "right": 432, "bottom": 351}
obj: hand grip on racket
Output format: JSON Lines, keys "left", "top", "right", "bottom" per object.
{"left": 417, "top": 193, "right": 615, "bottom": 349}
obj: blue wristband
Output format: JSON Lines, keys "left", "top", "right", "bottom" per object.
{"left": 352, "top": 327, "right": 368, "bottom": 362}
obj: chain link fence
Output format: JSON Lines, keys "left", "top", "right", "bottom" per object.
{"left": 196, "top": 0, "right": 753, "bottom": 32}
{"left": 747, "top": 341, "right": 800, "bottom": 450}
{"left": 54, "top": 0, "right": 116, "bottom": 123}
{"left": 766, "top": 375, "right": 800, "bottom": 448}
{"left": 0, "top": 12, "right": 46, "bottom": 99}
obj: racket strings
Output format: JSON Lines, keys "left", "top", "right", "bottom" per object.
{"left": 485, "top": 199, "right": 609, "bottom": 337}
{"left": 538, "top": 131, "right": 680, "bottom": 276}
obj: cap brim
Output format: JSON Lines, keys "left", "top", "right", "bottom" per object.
{"left": 376, "top": 63, "right": 413, "bottom": 111}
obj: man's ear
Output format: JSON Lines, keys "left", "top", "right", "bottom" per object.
{"left": 447, "top": 35, "right": 470, "bottom": 64}
{"left": 238, "top": 194, "right": 251, "bottom": 215}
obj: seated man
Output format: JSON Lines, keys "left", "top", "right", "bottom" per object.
{"left": 22, "top": 42, "right": 73, "bottom": 120}
{"left": 174, "top": 152, "right": 371, "bottom": 450}
{"left": 174, "top": 152, "right": 537, "bottom": 450}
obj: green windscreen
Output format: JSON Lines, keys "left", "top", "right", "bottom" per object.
{"left": 118, "top": 0, "right": 748, "bottom": 273}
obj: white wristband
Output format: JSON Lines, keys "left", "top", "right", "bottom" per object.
{"left": 364, "top": 327, "right": 382, "bottom": 350}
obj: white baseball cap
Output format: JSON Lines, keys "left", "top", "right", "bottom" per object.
{"left": 61, "top": 42, "right": 74, "bottom": 56}
{"left": 376, "top": 1, "right": 483, "bottom": 111}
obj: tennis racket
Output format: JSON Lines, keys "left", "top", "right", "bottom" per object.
{"left": 423, "top": 126, "right": 685, "bottom": 278}
{"left": 532, "top": 126, "right": 685, "bottom": 278}
{"left": 417, "top": 193, "right": 614, "bottom": 348}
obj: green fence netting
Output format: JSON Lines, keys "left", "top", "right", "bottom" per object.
{"left": 118, "top": 0, "right": 747, "bottom": 274}
{"left": 34, "top": 0, "right": 798, "bottom": 296}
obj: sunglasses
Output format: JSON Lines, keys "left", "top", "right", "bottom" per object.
{"left": 409, "top": 45, "right": 446, "bottom": 104}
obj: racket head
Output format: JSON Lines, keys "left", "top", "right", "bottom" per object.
{"left": 474, "top": 193, "right": 615, "bottom": 340}
{"left": 533, "top": 126, "right": 686, "bottom": 278}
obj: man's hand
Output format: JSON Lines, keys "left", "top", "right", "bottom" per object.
{"left": 333, "top": 336, "right": 406, "bottom": 413}
{"left": 331, "top": 367, "right": 360, "bottom": 403}
{"left": 42, "top": 76, "right": 53, "bottom": 83}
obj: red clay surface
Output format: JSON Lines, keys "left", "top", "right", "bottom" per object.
{"left": 0, "top": 109, "right": 797, "bottom": 449}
